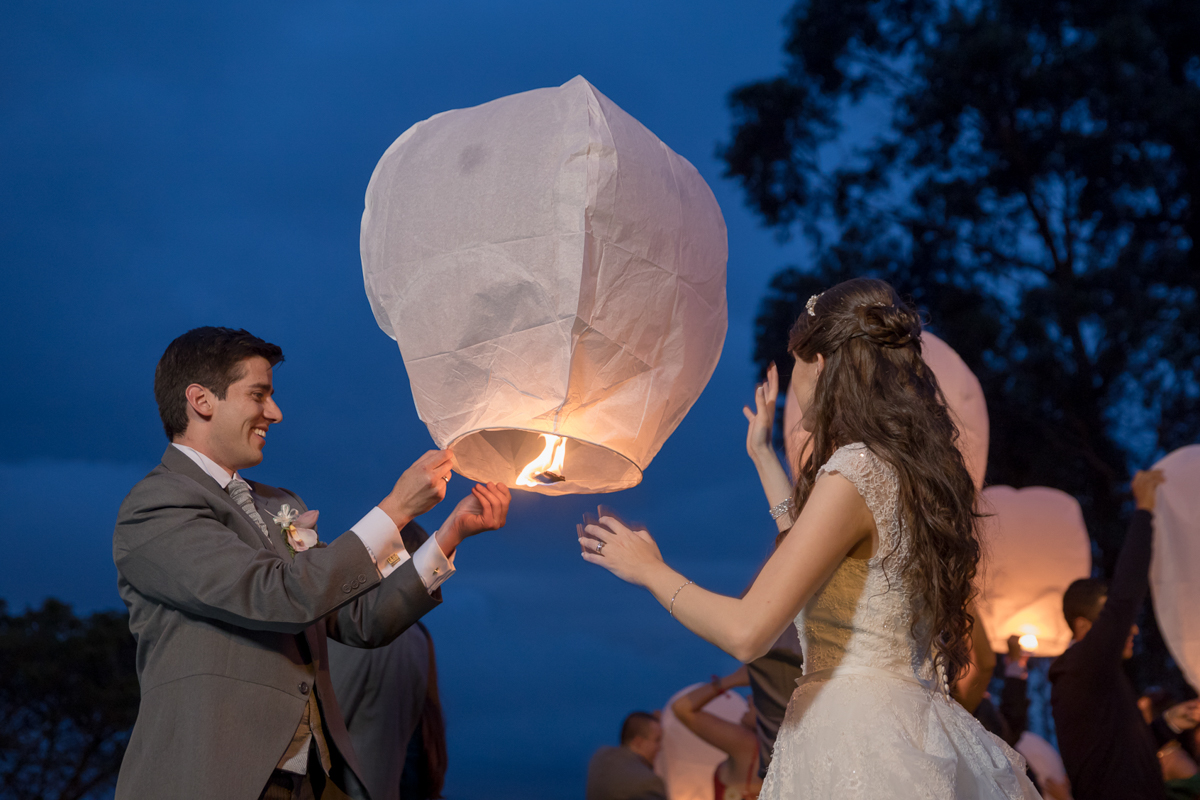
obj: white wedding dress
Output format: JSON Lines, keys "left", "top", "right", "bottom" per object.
{"left": 759, "top": 443, "right": 1042, "bottom": 799}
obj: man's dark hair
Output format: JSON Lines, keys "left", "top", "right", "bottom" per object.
{"left": 619, "top": 711, "right": 659, "bottom": 745}
{"left": 1063, "top": 578, "right": 1108, "bottom": 632}
{"left": 154, "top": 327, "right": 284, "bottom": 440}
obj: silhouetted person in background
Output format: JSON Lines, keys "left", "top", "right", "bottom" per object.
{"left": 1050, "top": 469, "right": 1172, "bottom": 800}
{"left": 330, "top": 522, "right": 448, "bottom": 800}
{"left": 746, "top": 626, "right": 804, "bottom": 779}
{"left": 586, "top": 712, "right": 666, "bottom": 800}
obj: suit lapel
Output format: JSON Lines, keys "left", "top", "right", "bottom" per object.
{"left": 159, "top": 446, "right": 276, "bottom": 553}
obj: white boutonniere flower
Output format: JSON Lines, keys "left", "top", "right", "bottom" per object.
{"left": 271, "top": 503, "right": 320, "bottom": 556}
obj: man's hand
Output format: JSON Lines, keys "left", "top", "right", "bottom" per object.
{"left": 1131, "top": 469, "right": 1166, "bottom": 512}
{"left": 435, "top": 482, "right": 511, "bottom": 556}
{"left": 379, "top": 450, "right": 454, "bottom": 528}
{"left": 1006, "top": 634, "right": 1030, "bottom": 668}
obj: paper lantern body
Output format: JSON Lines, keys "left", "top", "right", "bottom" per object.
{"left": 361, "top": 76, "right": 728, "bottom": 494}
{"left": 655, "top": 685, "right": 748, "bottom": 800}
{"left": 921, "top": 333, "right": 989, "bottom": 489}
{"left": 782, "top": 332, "right": 988, "bottom": 488}
{"left": 1150, "top": 444, "right": 1200, "bottom": 689}
{"left": 976, "top": 486, "right": 1092, "bottom": 656}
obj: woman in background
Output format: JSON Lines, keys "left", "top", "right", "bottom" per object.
{"left": 671, "top": 667, "right": 760, "bottom": 800}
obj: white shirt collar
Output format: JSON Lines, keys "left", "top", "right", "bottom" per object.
{"left": 171, "top": 443, "right": 240, "bottom": 489}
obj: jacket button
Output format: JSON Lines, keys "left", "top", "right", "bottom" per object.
{"left": 350, "top": 580, "right": 360, "bottom": 589}
{"left": 342, "top": 583, "right": 351, "bottom": 593}
{"left": 299, "top": 682, "right": 309, "bottom": 695}
{"left": 357, "top": 574, "right": 366, "bottom": 583}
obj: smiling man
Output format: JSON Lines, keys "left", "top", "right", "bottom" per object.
{"left": 113, "top": 327, "right": 510, "bottom": 800}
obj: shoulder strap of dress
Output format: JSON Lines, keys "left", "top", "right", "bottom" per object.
{"left": 817, "top": 444, "right": 898, "bottom": 544}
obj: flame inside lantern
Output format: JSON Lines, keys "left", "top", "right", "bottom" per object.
{"left": 515, "top": 434, "right": 568, "bottom": 487}
{"left": 1018, "top": 633, "right": 1039, "bottom": 652}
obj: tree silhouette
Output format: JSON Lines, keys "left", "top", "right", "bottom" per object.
{"left": 722, "top": 0, "right": 1200, "bottom": 690}
{"left": 0, "top": 600, "right": 138, "bottom": 800}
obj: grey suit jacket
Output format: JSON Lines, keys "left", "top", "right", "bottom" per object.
{"left": 585, "top": 746, "right": 666, "bottom": 800}
{"left": 112, "top": 446, "right": 439, "bottom": 800}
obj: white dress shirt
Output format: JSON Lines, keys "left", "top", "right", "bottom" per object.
{"left": 171, "top": 443, "right": 454, "bottom": 593}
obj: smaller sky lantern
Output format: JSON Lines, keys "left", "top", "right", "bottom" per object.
{"left": 976, "top": 486, "right": 1092, "bottom": 656}
{"left": 782, "top": 332, "right": 989, "bottom": 488}
{"left": 1150, "top": 444, "right": 1200, "bottom": 689}
{"left": 656, "top": 684, "right": 748, "bottom": 800}
{"left": 360, "top": 76, "right": 727, "bottom": 494}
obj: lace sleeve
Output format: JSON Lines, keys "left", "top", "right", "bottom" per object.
{"left": 816, "top": 443, "right": 902, "bottom": 556}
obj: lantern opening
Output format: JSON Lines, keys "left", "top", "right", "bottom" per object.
{"left": 1018, "top": 633, "right": 1039, "bottom": 652}
{"left": 517, "top": 434, "right": 568, "bottom": 487}
{"left": 448, "top": 428, "right": 643, "bottom": 495}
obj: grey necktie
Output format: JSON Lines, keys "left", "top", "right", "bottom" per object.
{"left": 226, "top": 477, "right": 273, "bottom": 547}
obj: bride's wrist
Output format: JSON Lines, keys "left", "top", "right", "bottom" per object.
{"left": 749, "top": 444, "right": 777, "bottom": 467}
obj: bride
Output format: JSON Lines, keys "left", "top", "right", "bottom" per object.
{"left": 579, "top": 278, "right": 1041, "bottom": 798}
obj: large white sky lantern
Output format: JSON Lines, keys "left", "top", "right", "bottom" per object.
{"left": 782, "top": 332, "right": 989, "bottom": 488}
{"left": 360, "top": 76, "right": 728, "bottom": 495}
{"left": 1150, "top": 444, "right": 1200, "bottom": 689}
{"left": 976, "top": 486, "right": 1092, "bottom": 656}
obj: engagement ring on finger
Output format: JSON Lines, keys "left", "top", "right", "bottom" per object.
{"left": 443, "top": 475, "right": 451, "bottom": 483}
{"left": 596, "top": 541, "right": 605, "bottom": 554}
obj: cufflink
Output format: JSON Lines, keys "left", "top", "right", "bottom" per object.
{"left": 386, "top": 553, "right": 400, "bottom": 566}
{"left": 433, "top": 568, "right": 440, "bottom": 575}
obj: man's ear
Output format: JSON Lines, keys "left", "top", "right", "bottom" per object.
{"left": 184, "top": 383, "right": 216, "bottom": 420}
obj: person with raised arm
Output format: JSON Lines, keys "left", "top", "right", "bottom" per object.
{"left": 579, "top": 279, "right": 1040, "bottom": 799}
{"left": 113, "top": 327, "right": 510, "bottom": 800}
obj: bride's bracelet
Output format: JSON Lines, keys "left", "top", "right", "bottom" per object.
{"left": 769, "top": 497, "right": 794, "bottom": 521}
{"left": 669, "top": 580, "right": 694, "bottom": 617}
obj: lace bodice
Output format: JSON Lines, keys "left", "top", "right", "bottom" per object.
{"left": 795, "top": 443, "right": 937, "bottom": 684}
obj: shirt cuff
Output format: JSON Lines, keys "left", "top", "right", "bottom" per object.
{"left": 413, "top": 534, "right": 455, "bottom": 593}
{"left": 349, "top": 507, "right": 455, "bottom": 595}
{"left": 351, "top": 507, "right": 408, "bottom": 575}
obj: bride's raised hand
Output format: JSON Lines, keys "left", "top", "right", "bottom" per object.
{"left": 578, "top": 513, "right": 663, "bottom": 587}
{"left": 743, "top": 362, "right": 779, "bottom": 462}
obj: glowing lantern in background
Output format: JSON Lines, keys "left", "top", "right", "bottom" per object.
{"left": 360, "top": 76, "right": 728, "bottom": 495}
{"left": 782, "top": 332, "right": 989, "bottom": 488}
{"left": 975, "top": 486, "right": 1092, "bottom": 656}
{"left": 655, "top": 684, "right": 748, "bottom": 800}
{"left": 1150, "top": 444, "right": 1200, "bottom": 689}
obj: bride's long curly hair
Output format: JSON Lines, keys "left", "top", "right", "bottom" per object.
{"left": 786, "top": 277, "right": 982, "bottom": 684}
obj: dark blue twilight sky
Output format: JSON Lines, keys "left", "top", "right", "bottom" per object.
{"left": 0, "top": 2, "right": 854, "bottom": 796}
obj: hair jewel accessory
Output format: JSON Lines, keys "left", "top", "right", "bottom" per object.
{"left": 806, "top": 292, "right": 824, "bottom": 316}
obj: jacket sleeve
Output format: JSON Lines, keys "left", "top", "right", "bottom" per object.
{"left": 114, "top": 472, "right": 384, "bottom": 633}
{"left": 1074, "top": 509, "right": 1154, "bottom": 664}
{"left": 326, "top": 558, "right": 440, "bottom": 648}
{"left": 315, "top": 514, "right": 441, "bottom": 647}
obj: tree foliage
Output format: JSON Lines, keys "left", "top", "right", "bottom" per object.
{"left": 722, "top": 0, "right": 1200, "bottom": 689}
{"left": 0, "top": 600, "right": 138, "bottom": 800}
